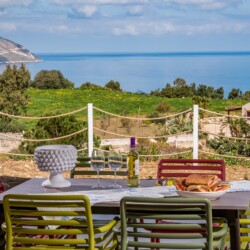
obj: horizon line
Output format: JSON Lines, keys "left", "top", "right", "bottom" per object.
{"left": 36, "top": 50, "right": 250, "bottom": 57}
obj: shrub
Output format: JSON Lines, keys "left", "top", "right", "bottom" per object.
{"left": 31, "top": 70, "right": 74, "bottom": 89}
{"left": 105, "top": 80, "right": 122, "bottom": 91}
{"left": 79, "top": 82, "right": 103, "bottom": 90}
{"left": 155, "top": 102, "right": 170, "bottom": 113}
{"left": 18, "top": 113, "right": 100, "bottom": 154}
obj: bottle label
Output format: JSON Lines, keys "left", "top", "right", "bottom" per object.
{"left": 135, "top": 159, "right": 139, "bottom": 175}
{"left": 127, "top": 156, "right": 134, "bottom": 178}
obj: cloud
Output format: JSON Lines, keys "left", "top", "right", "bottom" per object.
{"left": 112, "top": 18, "right": 250, "bottom": 36}
{"left": 50, "top": 24, "right": 81, "bottom": 32}
{"left": 1, "top": 0, "right": 249, "bottom": 38}
{"left": 161, "top": 0, "right": 242, "bottom": 11}
{"left": 77, "top": 5, "right": 98, "bottom": 17}
{"left": 0, "top": 0, "right": 32, "bottom": 7}
{"left": 0, "top": 7, "right": 6, "bottom": 16}
{"left": 53, "top": 0, "right": 149, "bottom": 5}
{"left": 52, "top": 0, "right": 242, "bottom": 10}
{"left": 0, "top": 22, "right": 16, "bottom": 31}
{"left": 113, "top": 24, "right": 139, "bottom": 35}
{"left": 127, "top": 5, "right": 144, "bottom": 16}
{"left": 113, "top": 21, "right": 176, "bottom": 36}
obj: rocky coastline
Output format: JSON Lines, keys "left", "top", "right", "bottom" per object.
{"left": 0, "top": 37, "right": 41, "bottom": 64}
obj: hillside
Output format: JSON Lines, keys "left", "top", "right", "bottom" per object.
{"left": 0, "top": 37, "right": 40, "bottom": 64}
{"left": 26, "top": 88, "right": 246, "bottom": 116}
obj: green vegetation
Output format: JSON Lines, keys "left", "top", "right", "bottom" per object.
{"left": 1, "top": 64, "right": 250, "bottom": 167}
{"left": 105, "top": 80, "right": 122, "bottom": 91}
{"left": 150, "top": 78, "right": 224, "bottom": 99}
{"left": 26, "top": 88, "right": 247, "bottom": 117}
{"left": 30, "top": 70, "right": 74, "bottom": 89}
{"left": 18, "top": 113, "right": 100, "bottom": 154}
{"left": 79, "top": 82, "right": 103, "bottom": 90}
{"left": 0, "top": 64, "right": 30, "bottom": 132}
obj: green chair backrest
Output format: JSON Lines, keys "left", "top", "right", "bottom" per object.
{"left": 239, "top": 206, "right": 250, "bottom": 249}
{"left": 120, "top": 196, "right": 227, "bottom": 250}
{"left": 3, "top": 194, "right": 118, "bottom": 250}
{"left": 226, "top": 204, "right": 250, "bottom": 250}
{"left": 70, "top": 155, "right": 127, "bottom": 178}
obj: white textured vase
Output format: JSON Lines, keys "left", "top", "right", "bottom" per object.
{"left": 34, "top": 145, "right": 77, "bottom": 188}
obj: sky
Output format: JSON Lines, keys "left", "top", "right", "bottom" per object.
{"left": 0, "top": 0, "right": 250, "bottom": 53}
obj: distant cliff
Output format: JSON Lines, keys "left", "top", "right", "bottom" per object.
{"left": 0, "top": 37, "right": 41, "bottom": 64}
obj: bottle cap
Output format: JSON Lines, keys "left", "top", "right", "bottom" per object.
{"left": 130, "top": 137, "right": 136, "bottom": 148}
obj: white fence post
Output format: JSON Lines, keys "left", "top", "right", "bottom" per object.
{"left": 193, "top": 104, "right": 199, "bottom": 159}
{"left": 88, "top": 103, "right": 94, "bottom": 157}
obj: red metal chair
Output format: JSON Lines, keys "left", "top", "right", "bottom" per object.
{"left": 151, "top": 158, "right": 226, "bottom": 244}
{"left": 0, "top": 181, "right": 4, "bottom": 193}
{"left": 157, "top": 158, "right": 226, "bottom": 181}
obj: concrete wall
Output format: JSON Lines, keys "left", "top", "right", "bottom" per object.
{"left": 242, "top": 103, "right": 250, "bottom": 118}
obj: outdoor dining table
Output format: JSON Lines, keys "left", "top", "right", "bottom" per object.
{"left": 0, "top": 177, "right": 249, "bottom": 250}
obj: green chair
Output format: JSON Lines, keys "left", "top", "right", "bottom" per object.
{"left": 226, "top": 205, "right": 250, "bottom": 250}
{"left": 2, "top": 194, "right": 119, "bottom": 250}
{"left": 118, "top": 196, "right": 228, "bottom": 250}
{"left": 239, "top": 207, "right": 250, "bottom": 250}
{"left": 70, "top": 155, "right": 127, "bottom": 178}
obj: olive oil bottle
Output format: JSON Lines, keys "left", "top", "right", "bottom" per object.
{"left": 127, "top": 137, "right": 140, "bottom": 187}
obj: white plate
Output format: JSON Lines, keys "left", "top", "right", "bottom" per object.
{"left": 176, "top": 190, "right": 226, "bottom": 201}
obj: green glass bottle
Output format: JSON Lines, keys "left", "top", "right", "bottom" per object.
{"left": 127, "top": 137, "right": 140, "bottom": 187}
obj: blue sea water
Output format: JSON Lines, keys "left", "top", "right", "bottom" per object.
{"left": 1, "top": 51, "right": 250, "bottom": 97}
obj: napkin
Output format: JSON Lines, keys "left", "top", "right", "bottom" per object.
{"left": 226, "top": 180, "right": 250, "bottom": 192}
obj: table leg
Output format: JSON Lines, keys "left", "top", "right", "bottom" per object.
{"left": 227, "top": 210, "right": 240, "bottom": 250}
{"left": 214, "top": 209, "right": 240, "bottom": 250}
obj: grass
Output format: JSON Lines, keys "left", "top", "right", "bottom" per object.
{"left": 27, "top": 88, "right": 247, "bottom": 117}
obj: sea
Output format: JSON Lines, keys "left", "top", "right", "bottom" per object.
{"left": 1, "top": 51, "right": 250, "bottom": 97}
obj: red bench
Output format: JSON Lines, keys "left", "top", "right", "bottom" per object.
{"left": 157, "top": 158, "right": 226, "bottom": 181}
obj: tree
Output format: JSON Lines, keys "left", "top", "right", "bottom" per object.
{"left": 228, "top": 88, "right": 242, "bottom": 99}
{"left": 173, "top": 78, "right": 186, "bottom": 88}
{"left": 161, "top": 83, "right": 174, "bottom": 98}
{"left": 31, "top": 70, "right": 74, "bottom": 89}
{"left": 213, "top": 87, "right": 224, "bottom": 99}
{"left": 196, "top": 84, "right": 210, "bottom": 97}
{"left": 105, "top": 80, "right": 122, "bottom": 91}
{"left": 0, "top": 64, "right": 30, "bottom": 131}
{"left": 79, "top": 82, "right": 103, "bottom": 90}
{"left": 173, "top": 78, "right": 192, "bottom": 97}
{"left": 190, "top": 83, "right": 197, "bottom": 96}
{"left": 242, "top": 91, "right": 250, "bottom": 101}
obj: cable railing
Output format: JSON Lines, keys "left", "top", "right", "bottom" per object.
{"left": 0, "top": 104, "right": 249, "bottom": 161}
{"left": 0, "top": 106, "right": 87, "bottom": 119}
{"left": 198, "top": 107, "right": 250, "bottom": 162}
{"left": 93, "top": 106, "right": 192, "bottom": 120}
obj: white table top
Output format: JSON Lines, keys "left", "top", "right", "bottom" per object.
{"left": 0, "top": 178, "right": 249, "bottom": 210}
